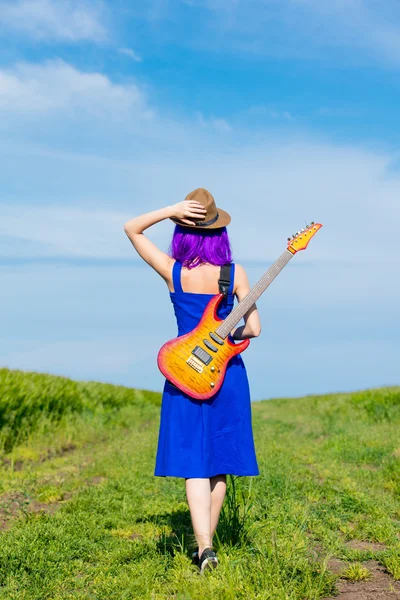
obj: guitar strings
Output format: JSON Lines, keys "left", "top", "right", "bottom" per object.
{"left": 216, "top": 250, "right": 294, "bottom": 339}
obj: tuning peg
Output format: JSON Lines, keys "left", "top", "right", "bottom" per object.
{"left": 311, "top": 221, "right": 315, "bottom": 225}
{"left": 292, "top": 233, "right": 297, "bottom": 238}
{"left": 287, "top": 237, "right": 291, "bottom": 242}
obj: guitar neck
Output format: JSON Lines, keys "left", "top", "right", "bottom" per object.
{"left": 215, "top": 249, "right": 294, "bottom": 339}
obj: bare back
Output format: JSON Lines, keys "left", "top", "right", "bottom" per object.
{"left": 167, "top": 262, "right": 236, "bottom": 295}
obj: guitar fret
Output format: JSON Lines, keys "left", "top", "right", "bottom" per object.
{"left": 216, "top": 250, "right": 293, "bottom": 339}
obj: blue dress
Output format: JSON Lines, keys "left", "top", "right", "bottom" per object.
{"left": 154, "top": 261, "right": 259, "bottom": 479}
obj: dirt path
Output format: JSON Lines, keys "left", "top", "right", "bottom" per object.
{"left": 324, "top": 556, "right": 400, "bottom": 599}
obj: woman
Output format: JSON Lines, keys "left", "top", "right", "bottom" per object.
{"left": 124, "top": 188, "right": 260, "bottom": 572}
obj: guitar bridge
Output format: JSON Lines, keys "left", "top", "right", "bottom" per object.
{"left": 186, "top": 356, "right": 204, "bottom": 373}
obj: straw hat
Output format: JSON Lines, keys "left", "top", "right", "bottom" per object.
{"left": 170, "top": 188, "right": 231, "bottom": 229}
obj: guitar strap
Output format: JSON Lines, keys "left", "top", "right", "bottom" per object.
{"left": 218, "top": 264, "right": 231, "bottom": 298}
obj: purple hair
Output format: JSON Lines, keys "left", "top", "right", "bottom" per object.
{"left": 169, "top": 225, "right": 232, "bottom": 269}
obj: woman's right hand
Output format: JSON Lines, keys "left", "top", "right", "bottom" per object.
{"left": 169, "top": 200, "right": 207, "bottom": 225}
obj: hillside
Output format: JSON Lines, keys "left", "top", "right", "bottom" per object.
{"left": 0, "top": 367, "right": 399, "bottom": 599}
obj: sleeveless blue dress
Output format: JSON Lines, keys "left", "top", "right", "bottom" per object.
{"left": 154, "top": 261, "right": 259, "bottom": 479}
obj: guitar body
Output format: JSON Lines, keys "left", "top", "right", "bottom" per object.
{"left": 157, "top": 294, "right": 250, "bottom": 400}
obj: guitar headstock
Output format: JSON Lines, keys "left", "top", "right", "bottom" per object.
{"left": 287, "top": 222, "right": 323, "bottom": 254}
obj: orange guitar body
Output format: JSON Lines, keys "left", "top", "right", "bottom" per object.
{"left": 157, "top": 293, "right": 250, "bottom": 401}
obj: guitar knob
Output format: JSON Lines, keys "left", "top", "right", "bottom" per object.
{"left": 210, "top": 382, "right": 215, "bottom": 388}
{"left": 210, "top": 366, "right": 215, "bottom": 372}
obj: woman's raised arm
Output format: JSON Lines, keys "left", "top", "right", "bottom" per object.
{"left": 123, "top": 201, "right": 206, "bottom": 280}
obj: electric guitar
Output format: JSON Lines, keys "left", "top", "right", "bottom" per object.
{"left": 157, "top": 222, "right": 322, "bottom": 400}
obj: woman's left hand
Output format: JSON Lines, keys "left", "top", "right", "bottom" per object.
{"left": 169, "top": 200, "right": 207, "bottom": 225}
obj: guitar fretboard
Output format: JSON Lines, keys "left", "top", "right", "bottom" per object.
{"left": 215, "top": 249, "right": 293, "bottom": 339}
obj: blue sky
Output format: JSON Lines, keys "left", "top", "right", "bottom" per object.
{"left": 0, "top": 0, "right": 399, "bottom": 399}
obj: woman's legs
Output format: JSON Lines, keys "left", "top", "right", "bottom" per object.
{"left": 185, "top": 475, "right": 227, "bottom": 555}
{"left": 185, "top": 478, "right": 212, "bottom": 556}
{"left": 210, "top": 474, "right": 226, "bottom": 542}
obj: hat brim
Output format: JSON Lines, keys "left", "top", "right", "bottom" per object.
{"left": 170, "top": 208, "right": 231, "bottom": 230}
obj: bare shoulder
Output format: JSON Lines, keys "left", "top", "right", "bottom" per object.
{"left": 234, "top": 263, "right": 246, "bottom": 278}
{"left": 234, "top": 263, "right": 248, "bottom": 281}
{"left": 233, "top": 263, "right": 250, "bottom": 293}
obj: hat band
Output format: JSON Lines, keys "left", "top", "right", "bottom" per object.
{"left": 195, "top": 212, "right": 219, "bottom": 227}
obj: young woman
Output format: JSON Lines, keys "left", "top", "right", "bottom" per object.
{"left": 124, "top": 188, "right": 260, "bottom": 572}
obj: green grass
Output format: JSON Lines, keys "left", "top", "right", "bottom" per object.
{"left": 340, "top": 562, "right": 371, "bottom": 581}
{"left": 0, "top": 367, "right": 160, "bottom": 452}
{"left": 0, "top": 368, "right": 400, "bottom": 599}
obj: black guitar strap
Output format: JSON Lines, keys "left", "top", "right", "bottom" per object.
{"left": 218, "top": 264, "right": 231, "bottom": 298}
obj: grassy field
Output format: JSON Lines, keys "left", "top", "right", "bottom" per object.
{"left": 0, "top": 367, "right": 399, "bottom": 599}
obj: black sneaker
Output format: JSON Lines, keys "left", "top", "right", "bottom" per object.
{"left": 199, "top": 547, "right": 218, "bottom": 573}
{"left": 191, "top": 548, "right": 199, "bottom": 566}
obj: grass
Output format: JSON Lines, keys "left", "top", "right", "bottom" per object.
{"left": 0, "top": 367, "right": 160, "bottom": 452}
{"left": 340, "top": 562, "right": 371, "bottom": 581}
{"left": 216, "top": 475, "right": 257, "bottom": 548}
{"left": 0, "top": 368, "right": 399, "bottom": 599}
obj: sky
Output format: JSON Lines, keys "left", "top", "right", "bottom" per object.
{"left": 0, "top": 0, "right": 399, "bottom": 400}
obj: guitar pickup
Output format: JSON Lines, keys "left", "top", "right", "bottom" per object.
{"left": 203, "top": 339, "right": 218, "bottom": 352}
{"left": 192, "top": 346, "right": 213, "bottom": 365}
{"left": 209, "top": 332, "right": 224, "bottom": 346}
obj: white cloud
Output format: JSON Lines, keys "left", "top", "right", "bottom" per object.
{"left": 248, "top": 106, "right": 293, "bottom": 120}
{"left": 0, "top": 59, "right": 150, "bottom": 118}
{"left": 118, "top": 47, "right": 143, "bottom": 62}
{"left": 0, "top": 205, "right": 130, "bottom": 258}
{"left": 0, "top": 62, "right": 397, "bottom": 305}
{"left": 0, "top": 138, "right": 399, "bottom": 276}
{"left": 0, "top": 62, "right": 397, "bottom": 274}
{"left": 196, "top": 112, "right": 232, "bottom": 133}
{"left": 0, "top": 0, "right": 107, "bottom": 42}
{"left": 170, "top": 0, "right": 400, "bottom": 66}
{"left": 290, "top": 0, "right": 400, "bottom": 62}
